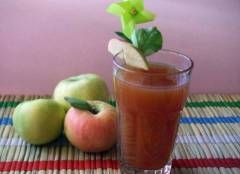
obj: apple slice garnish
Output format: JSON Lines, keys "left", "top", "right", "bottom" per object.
{"left": 108, "top": 39, "right": 149, "bottom": 70}
{"left": 108, "top": 38, "right": 125, "bottom": 59}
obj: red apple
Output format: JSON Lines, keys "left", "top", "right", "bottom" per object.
{"left": 64, "top": 98, "right": 117, "bottom": 152}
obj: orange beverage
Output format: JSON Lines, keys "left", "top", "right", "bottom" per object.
{"left": 113, "top": 50, "right": 193, "bottom": 172}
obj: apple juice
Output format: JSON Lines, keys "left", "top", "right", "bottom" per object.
{"left": 114, "top": 63, "right": 190, "bottom": 170}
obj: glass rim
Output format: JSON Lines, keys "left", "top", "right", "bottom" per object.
{"left": 113, "top": 49, "right": 194, "bottom": 76}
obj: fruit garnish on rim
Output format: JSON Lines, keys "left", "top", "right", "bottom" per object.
{"left": 108, "top": 38, "right": 149, "bottom": 70}
{"left": 107, "top": 0, "right": 155, "bottom": 38}
{"left": 107, "top": 0, "right": 163, "bottom": 70}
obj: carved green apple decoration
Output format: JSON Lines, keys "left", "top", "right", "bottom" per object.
{"left": 107, "top": 0, "right": 155, "bottom": 38}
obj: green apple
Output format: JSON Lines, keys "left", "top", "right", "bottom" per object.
{"left": 12, "top": 99, "right": 65, "bottom": 145}
{"left": 53, "top": 74, "right": 110, "bottom": 110}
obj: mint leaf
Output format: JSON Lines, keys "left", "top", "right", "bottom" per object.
{"left": 131, "top": 27, "right": 163, "bottom": 56}
{"left": 115, "top": 31, "right": 132, "bottom": 43}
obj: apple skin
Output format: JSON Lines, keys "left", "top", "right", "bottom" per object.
{"left": 64, "top": 101, "right": 117, "bottom": 152}
{"left": 53, "top": 74, "right": 110, "bottom": 110}
{"left": 12, "top": 99, "right": 65, "bottom": 145}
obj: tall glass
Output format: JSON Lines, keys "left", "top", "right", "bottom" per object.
{"left": 113, "top": 49, "right": 193, "bottom": 174}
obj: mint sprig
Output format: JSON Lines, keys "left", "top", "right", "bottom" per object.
{"left": 115, "top": 31, "right": 132, "bottom": 43}
{"left": 115, "top": 27, "right": 163, "bottom": 57}
{"left": 131, "top": 27, "right": 163, "bottom": 56}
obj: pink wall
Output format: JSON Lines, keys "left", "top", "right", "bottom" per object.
{"left": 0, "top": 0, "right": 240, "bottom": 94}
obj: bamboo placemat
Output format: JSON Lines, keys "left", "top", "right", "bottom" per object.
{"left": 0, "top": 94, "right": 239, "bottom": 174}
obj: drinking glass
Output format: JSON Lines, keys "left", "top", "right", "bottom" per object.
{"left": 113, "top": 49, "right": 193, "bottom": 174}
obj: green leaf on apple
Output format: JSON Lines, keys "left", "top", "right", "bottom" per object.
{"left": 64, "top": 97, "right": 98, "bottom": 114}
{"left": 108, "top": 99, "right": 116, "bottom": 107}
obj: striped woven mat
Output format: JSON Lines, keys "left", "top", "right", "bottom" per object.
{"left": 0, "top": 94, "right": 239, "bottom": 174}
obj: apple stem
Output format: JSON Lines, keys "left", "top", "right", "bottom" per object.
{"left": 64, "top": 97, "right": 98, "bottom": 114}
